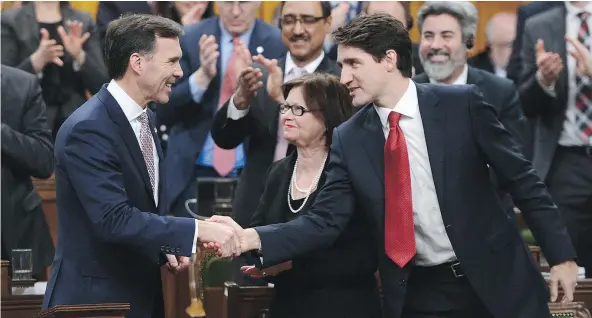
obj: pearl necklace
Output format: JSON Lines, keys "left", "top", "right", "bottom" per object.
{"left": 287, "top": 153, "right": 328, "bottom": 214}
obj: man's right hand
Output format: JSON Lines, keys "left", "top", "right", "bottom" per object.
{"left": 197, "top": 220, "right": 240, "bottom": 257}
{"left": 193, "top": 34, "right": 219, "bottom": 88}
{"left": 30, "top": 28, "right": 64, "bottom": 73}
{"left": 234, "top": 67, "right": 264, "bottom": 110}
{"left": 535, "top": 39, "right": 563, "bottom": 87}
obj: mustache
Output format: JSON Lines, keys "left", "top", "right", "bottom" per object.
{"left": 426, "top": 49, "right": 450, "bottom": 58}
{"left": 289, "top": 35, "right": 309, "bottom": 42}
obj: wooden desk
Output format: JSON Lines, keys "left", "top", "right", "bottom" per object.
{"left": 548, "top": 278, "right": 592, "bottom": 310}
{"left": 2, "top": 294, "right": 44, "bottom": 318}
{"left": 161, "top": 268, "right": 226, "bottom": 318}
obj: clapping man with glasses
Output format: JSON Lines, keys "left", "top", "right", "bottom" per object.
{"left": 212, "top": 1, "right": 339, "bottom": 231}
{"left": 162, "top": 1, "right": 285, "bottom": 220}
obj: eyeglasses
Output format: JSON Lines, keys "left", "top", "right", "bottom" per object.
{"left": 279, "top": 14, "right": 325, "bottom": 29}
{"left": 279, "top": 103, "right": 317, "bottom": 116}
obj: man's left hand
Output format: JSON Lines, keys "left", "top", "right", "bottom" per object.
{"left": 549, "top": 260, "right": 579, "bottom": 302}
{"left": 165, "top": 254, "right": 191, "bottom": 274}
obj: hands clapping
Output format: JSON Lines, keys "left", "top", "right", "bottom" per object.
{"left": 233, "top": 54, "right": 285, "bottom": 110}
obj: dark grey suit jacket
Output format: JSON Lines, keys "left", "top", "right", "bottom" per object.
{"left": 211, "top": 55, "right": 341, "bottom": 227}
{"left": 414, "top": 66, "right": 526, "bottom": 216}
{"left": 1, "top": 3, "right": 108, "bottom": 118}
{"left": 1, "top": 65, "right": 55, "bottom": 278}
{"left": 519, "top": 6, "right": 568, "bottom": 180}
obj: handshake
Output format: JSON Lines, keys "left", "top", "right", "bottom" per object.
{"left": 197, "top": 215, "right": 260, "bottom": 258}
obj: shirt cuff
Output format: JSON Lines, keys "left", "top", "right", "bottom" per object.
{"left": 189, "top": 72, "right": 207, "bottom": 103}
{"left": 72, "top": 51, "right": 86, "bottom": 72}
{"left": 192, "top": 219, "right": 198, "bottom": 254}
{"left": 227, "top": 95, "right": 250, "bottom": 120}
{"left": 536, "top": 71, "right": 557, "bottom": 97}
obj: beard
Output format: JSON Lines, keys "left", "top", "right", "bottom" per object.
{"left": 420, "top": 48, "right": 467, "bottom": 82}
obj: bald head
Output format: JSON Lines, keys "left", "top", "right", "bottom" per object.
{"left": 485, "top": 12, "right": 516, "bottom": 68}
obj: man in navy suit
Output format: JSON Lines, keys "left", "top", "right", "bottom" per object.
{"left": 211, "top": 13, "right": 579, "bottom": 318}
{"left": 43, "top": 14, "right": 239, "bottom": 318}
{"left": 162, "top": 2, "right": 286, "bottom": 218}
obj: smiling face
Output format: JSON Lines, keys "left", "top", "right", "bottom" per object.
{"left": 137, "top": 36, "right": 183, "bottom": 104}
{"left": 419, "top": 13, "right": 467, "bottom": 82}
{"left": 280, "top": 1, "right": 330, "bottom": 64}
{"left": 281, "top": 86, "right": 326, "bottom": 148}
{"left": 337, "top": 45, "right": 392, "bottom": 107}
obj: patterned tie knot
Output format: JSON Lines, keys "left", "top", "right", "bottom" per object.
{"left": 139, "top": 111, "right": 149, "bottom": 124}
{"left": 388, "top": 111, "right": 402, "bottom": 129}
{"left": 579, "top": 11, "right": 590, "bottom": 21}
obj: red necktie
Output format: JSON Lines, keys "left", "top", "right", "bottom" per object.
{"left": 384, "top": 111, "right": 415, "bottom": 267}
{"left": 212, "top": 38, "right": 239, "bottom": 176}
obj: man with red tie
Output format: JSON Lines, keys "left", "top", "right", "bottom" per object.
{"left": 211, "top": 12, "right": 580, "bottom": 318}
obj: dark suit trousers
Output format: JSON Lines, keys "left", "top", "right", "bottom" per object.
{"left": 401, "top": 263, "right": 494, "bottom": 318}
{"left": 546, "top": 146, "right": 592, "bottom": 277}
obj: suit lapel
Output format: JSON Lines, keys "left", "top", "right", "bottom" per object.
{"left": 412, "top": 72, "right": 430, "bottom": 84}
{"left": 97, "top": 86, "right": 156, "bottom": 206}
{"left": 415, "top": 83, "right": 446, "bottom": 206}
{"left": 148, "top": 111, "right": 166, "bottom": 212}
{"left": 466, "top": 66, "right": 484, "bottom": 86}
{"left": 362, "top": 106, "right": 386, "bottom": 187}
{"left": 248, "top": 20, "right": 271, "bottom": 57}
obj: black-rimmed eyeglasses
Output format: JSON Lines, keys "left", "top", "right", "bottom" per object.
{"left": 279, "top": 15, "right": 325, "bottom": 29}
{"left": 279, "top": 103, "right": 317, "bottom": 116}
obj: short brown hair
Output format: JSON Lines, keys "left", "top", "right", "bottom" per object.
{"left": 104, "top": 13, "right": 184, "bottom": 80}
{"left": 332, "top": 12, "right": 413, "bottom": 78}
{"left": 282, "top": 73, "right": 354, "bottom": 148}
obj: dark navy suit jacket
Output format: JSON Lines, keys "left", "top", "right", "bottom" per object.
{"left": 255, "top": 82, "right": 575, "bottom": 318}
{"left": 43, "top": 86, "right": 196, "bottom": 318}
{"left": 162, "top": 17, "right": 286, "bottom": 214}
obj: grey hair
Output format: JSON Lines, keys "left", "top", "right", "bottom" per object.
{"left": 417, "top": 1, "right": 478, "bottom": 41}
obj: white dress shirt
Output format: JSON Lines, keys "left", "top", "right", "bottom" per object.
{"left": 107, "top": 80, "right": 198, "bottom": 253}
{"left": 539, "top": 2, "right": 592, "bottom": 146}
{"left": 374, "top": 80, "right": 457, "bottom": 266}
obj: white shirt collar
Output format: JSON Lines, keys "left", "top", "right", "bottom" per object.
{"left": 285, "top": 51, "right": 325, "bottom": 77}
{"left": 565, "top": 1, "right": 592, "bottom": 18}
{"left": 374, "top": 79, "right": 419, "bottom": 130}
{"left": 106, "top": 80, "right": 146, "bottom": 122}
{"left": 429, "top": 64, "right": 468, "bottom": 85}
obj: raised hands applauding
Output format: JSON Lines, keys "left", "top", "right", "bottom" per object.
{"left": 233, "top": 54, "right": 285, "bottom": 110}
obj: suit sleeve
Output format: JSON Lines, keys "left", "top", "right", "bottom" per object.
{"left": 288, "top": 231, "right": 376, "bottom": 282}
{"left": 498, "top": 81, "right": 527, "bottom": 151}
{"left": 507, "top": 6, "right": 526, "bottom": 83}
{"left": 0, "top": 15, "right": 36, "bottom": 73}
{"left": 78, "top": 16, "right": 109, "bottom": 94}
{"left": 254, "top": 128, "right": 356, "bottom": 267}
{"left": 1, "top": 76, "right": 54, "bottom": 179}
{"left": 468, "top": 85, "right": 576, "bottom": 266}
{"left": 518, "top": 24, "right": 558, "bottom": 118}
{"left": 211, "top": 97, "right": 257, "bottom": 150}
{"left": 62, "top": 121, "right": 196, "bottom": 261}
